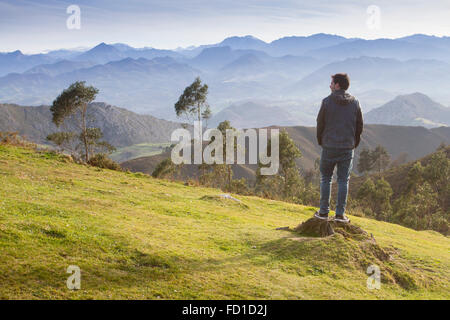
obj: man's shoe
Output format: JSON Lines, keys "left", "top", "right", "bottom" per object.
{"left": 334, "top": 214, "right": 350, "bottom": 223}
{"left": 314, "top": 211, "right": 329, "bottom": 220}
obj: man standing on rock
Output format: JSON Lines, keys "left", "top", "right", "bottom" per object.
{"left": 314, "top": 73, "right": 363, "bottom": 223}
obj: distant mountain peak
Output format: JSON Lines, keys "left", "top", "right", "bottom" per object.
{"left": 218, "top": 36, "right": 267, "bottom": 50}
{"left": 223, "top": 35, "right": 263, "bottom": 41}
{"left": 90, "top": 42, "right": 117, "bottom": 51}
{"left": 309, "top": 33, "right": 346, "bottom": 39}
{"left": 397, "top": 92, "right": 431, "bottom": 99}
{"left": 75, "top": 42, "right": 123, "bottom": 63}
{"left": 10, "top": 50, "right": 23, "bottom": 56}
{"left": 393, "top": 92, "right": 443, "bottom": 106}
{"left": 365, "top": 92, "right": 450, "bottom": 128}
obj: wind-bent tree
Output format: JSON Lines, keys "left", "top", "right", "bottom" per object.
{"left": 49, "top": 81, "right": 113, "bottom": 162}
{"left": 174, "top": 76, "right": 211, "bottom": 128}
{"left": 46, "top": 132, "right": 77, "bottom": 153}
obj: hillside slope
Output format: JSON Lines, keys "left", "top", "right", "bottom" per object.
{"left": 0, "top": 102, "right": 189, "bottom": 148}
{"left": 122, "top": 124, "right": 450, "bottom": 176}
{"left": 0, "top": 144, "right": 449, "bottom": 299}
{"left": 121, "top": 150, "right": 258, "bottom": 182}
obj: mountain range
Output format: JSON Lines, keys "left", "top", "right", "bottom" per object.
{"left": 2, "top": 34, "right": 450, "bottom": 125}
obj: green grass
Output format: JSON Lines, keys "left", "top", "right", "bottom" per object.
{"left": 110, "top": 142, "right": 171, "bottom": 163}
{"left": 0, "top": 144, "right": 449, "bottom": 299}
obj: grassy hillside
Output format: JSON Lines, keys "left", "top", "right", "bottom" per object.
{"left": 0, "top": 144, "right": 449, "bottom": 299}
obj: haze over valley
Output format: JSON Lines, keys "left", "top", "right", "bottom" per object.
{"left": 1, "top": 34, "right": 450, "bottom": 129}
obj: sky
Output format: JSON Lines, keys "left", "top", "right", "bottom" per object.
{"left": 1, "top": 0, "right": 450, "bottom": 53}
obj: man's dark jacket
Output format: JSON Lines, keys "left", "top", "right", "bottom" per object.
{"left": 316, "top": 89, "right": 363, "bottom": 149}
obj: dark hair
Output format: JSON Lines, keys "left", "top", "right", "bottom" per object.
{"left": 331, "top": 73, "right": 350, "bottom": 90}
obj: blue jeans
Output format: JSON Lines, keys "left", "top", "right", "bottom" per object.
{"left": 319, "top": 147, "right": 354, "bottom": 216}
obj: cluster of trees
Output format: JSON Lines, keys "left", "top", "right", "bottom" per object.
{"left": 46, "top": 81, "right": 120, "bottom": 170}
{"left": 255, "top": 130, "right": 319, "bottom": 205}
{"left": 392, "top": 148, "right": 449, "bottom": 234}
{"left": 153, "top": 77, "right": 319, "bottom": 205}
{"left": 153, "top": 124, "right": 320, "bottom": 205}
{"left": 354, "top": 145, "right": 449, "bottom": 234}
{"left": 357, "top": 145, "right": 391, "bottom": 174}
{"left": 356, "top": 177, "right": 393, "bottom": 220}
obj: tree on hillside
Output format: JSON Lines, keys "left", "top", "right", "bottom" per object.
{"left": 393, "top": 182, "right": 443, "bottom": 233}
{"left": 217, "top": 120, "right": 235, "bottom": 187}
{"left": 356, "top": 177, "right": 393, "bottom": 220}
{"left": 152, "top": 158, "right": 176, "bottom": 179}
{"left": 391, "top": 151, "right": 449, "bottom": 234}
{"left": 303, "top": 157, "right": 320, "bottom": 186}
{"left": 405, "top": 161, "right": 424, "bottom": 193}
{"left": 389, "top": 152, "right": 409, "bottom": 169}
{"left": 256, "top": 130, "right": 305, "bottom": 201}
{"left": 46, "top": 132, "right": 77, "bottom": 154}
{"left": 436, "top": 142, "right": 447, "bottom": 151}
{"left": 423, "top": 150, "right": 450, "bottom": 210}
{"left": 174, "top": 76, "right": 211, "bottom": 130}
{"left": 357, "top": 145, "right": 391, "bottom": 174}
{"left": 357, "top": 148, "right": 373, "bottom": 175}
{"left": 199, "top": 120, "right": 237, "bottom": 190}
{"left": 371, "top": 145, "right": 390, "bottom": 173}
{"left": 48, "top": 81, "right": 114, "bottom": 162}
{"left": 373, "top": 178, "right": 393, "bottom": 220}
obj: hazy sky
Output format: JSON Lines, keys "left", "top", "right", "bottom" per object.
{"left": 1, "top": 0, "right": 450, "bottom": 53}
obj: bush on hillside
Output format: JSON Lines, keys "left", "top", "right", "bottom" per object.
{"left": 87, "top": 153, "right": 122, "bottom": 171}
{"left": 152, "top": 158, "right": 175, "bottom": 178}
{"left": 225, "top": 178, "right": 251, "bottom": 195}
{"left": 0, "top": 132, "right": 36, "bottom": 149}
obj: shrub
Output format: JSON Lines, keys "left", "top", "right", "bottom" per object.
{"left": 226, "top": 178, "right": 250, "bottom": 195}
{"left": 152, "top": 158, "right": 175, "bottom": 178}
{"left": 0, "top": 132, "right": 36, "bottom": 149}
{"left": 87, "top": 153, "right": 122, "bottom": 171}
